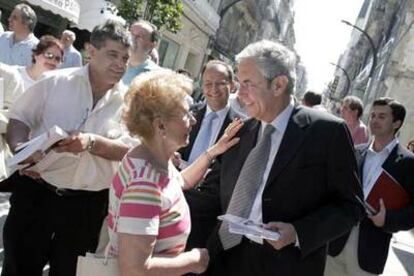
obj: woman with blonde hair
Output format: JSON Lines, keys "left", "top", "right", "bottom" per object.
{"left": 108, "top": 70, "right": 242, "bottom": 275}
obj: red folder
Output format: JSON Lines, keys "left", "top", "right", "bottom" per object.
{"left": 366, "top": 170, "right": 410, "bottom": 212}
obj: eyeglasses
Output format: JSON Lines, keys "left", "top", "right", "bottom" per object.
{"left": 184, "top": 110, "right": 196, "bottom": 121}
{"left": 43, "top": 52, "right": 63, "bottom": 63}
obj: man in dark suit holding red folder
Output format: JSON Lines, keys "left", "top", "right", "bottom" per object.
{"left": 327, "top": 97, "right": 414, "bottom": 275}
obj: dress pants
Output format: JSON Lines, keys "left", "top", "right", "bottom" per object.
{"left": 325, "top": 226, "right": 377, "bottom": 276}
{"left": 2, "top": 175, "right": 108, "bottom": 276}
{"left": 205, "top": 237, "right": 324, "bottom": 276}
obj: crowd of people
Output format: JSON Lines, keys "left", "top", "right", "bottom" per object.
{"left": 0, "top": 3, "right": 413, "bottom": 276}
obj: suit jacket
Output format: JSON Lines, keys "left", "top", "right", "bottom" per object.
{"left": 179, "top": 105, "right": 240, "bottom": 161}
{"left": 186, "top": 105, "right": 363, "bottom": 276}
{"left": 328, "top": 143, "right": 414, "bottom": 274}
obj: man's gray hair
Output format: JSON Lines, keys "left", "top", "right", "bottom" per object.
{"left": 14, "top": 4, "right": 37, "bottom": 32}
{"left": 235, "top": 40, "right": 297, "bottom": 94}
{"left": 90, "top": 20, "right": 131, "bottom": 49}
{"left": 62, "top": 30, "right": 76, "bottom": 41}
{"left": 131, "top": 20, "right": 160, "bottom": 43}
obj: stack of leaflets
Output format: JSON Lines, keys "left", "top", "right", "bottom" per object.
{"left": 6, "top": 125, "right": 68, "bottom": 169}
{"left": 218, "top": 214, "right": 280, "bottom": 241}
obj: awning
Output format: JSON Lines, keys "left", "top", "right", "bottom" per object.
{"left": 26, "top": 0, "right": 80, "bottom": 23}
{"left": 76, "top": 0, "right": 126, "bottom": 32}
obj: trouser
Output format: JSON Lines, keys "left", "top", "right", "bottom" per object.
{"left": 205, "top": 237, "right": 325, "bottom": 276}
{"left": 2, "top": 175, "right": 108, "bottom": 276}
{"left": 325, "top": 226, "right": 377, "bottom": 276}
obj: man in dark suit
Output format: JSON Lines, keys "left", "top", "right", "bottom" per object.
{"left": 181, "top": 60, "right": 241, "bottom": 251}
{"left": 179, "top": 60, "right": 241, "bottom": 168}
{"left": 186, "top": 40, "right": 363, "bottom": 276}
{"left": 327, "top": 97, "right": 414, "bottom": 275}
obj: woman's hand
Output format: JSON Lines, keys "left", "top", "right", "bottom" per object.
{"left": 188, "top": 248, "right": 209, "bottom": 274}
{"left": 208, "top": 118, "right": 244, "bottom": 158}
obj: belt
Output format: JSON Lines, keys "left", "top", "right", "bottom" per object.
{"left": 35, "top": 179, "right": 106, "bottom": 197}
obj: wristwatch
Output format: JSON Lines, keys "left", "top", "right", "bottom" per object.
{"left": 87, "top": 134, "right": 96, "bottom": 152}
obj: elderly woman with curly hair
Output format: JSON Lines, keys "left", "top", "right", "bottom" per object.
{"left": 108, "top": 70, "right": 242, "bottom": 275}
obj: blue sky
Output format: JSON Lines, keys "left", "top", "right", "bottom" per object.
{"left": 294, "top": 0, "right": 363, "bottom": 92}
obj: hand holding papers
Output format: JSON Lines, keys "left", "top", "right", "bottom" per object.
{"left": 218, "top": 214, "right": 280, "bottom": 241}
{"left": 6, "top": 125, "right": 68, "bottom": 169}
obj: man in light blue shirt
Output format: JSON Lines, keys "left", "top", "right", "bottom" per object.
{"left": 59, "top": 30, "right": 82, "bottom": 68}
{"left": 0, "top": 4, "right": 38, "bottom": 66}
{"left": 122, "top": 20, "right": 160, "bottom": 86}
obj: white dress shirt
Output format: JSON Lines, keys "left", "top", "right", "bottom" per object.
{"left": 362, "top": 138, "right": 398, "bottom": 199}
{"left": 8, "top": 65, "right": 137, "bottom": 191}
{"left": 246, "top": 98, "right": 294, "bottom": 243}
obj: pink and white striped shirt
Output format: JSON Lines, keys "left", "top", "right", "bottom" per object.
{"left": 108, "top": 156, "right": 191, "bottom": 256}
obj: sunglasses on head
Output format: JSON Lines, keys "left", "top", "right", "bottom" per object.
{"left": 43, "top": 52, "right": 63, "bottom": 63}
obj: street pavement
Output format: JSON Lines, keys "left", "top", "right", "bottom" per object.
{"left": 0, "top": 192, "right": 411, "bottom": 275}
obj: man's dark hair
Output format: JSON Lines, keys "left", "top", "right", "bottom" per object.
{"left": 201, "top": 59, "right": 235, "bottom": 82}
{"left": 303, "top": 91, "right": 322, "bottom": 107}
{"left": 343, "top": 95, "right": 364, "bottom": 118}
{"left": 373, "top": 97, "right": 406, "bottom": 132}
{"left": 90, "top": 20, "right": 131, "bottom": 50}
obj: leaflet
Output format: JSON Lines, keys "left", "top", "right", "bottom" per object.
{"left": 218, "top": 214, "right": 280, "bottom": 241}
{"left": 6, "top": 125, "right": 68, "bottom": 168}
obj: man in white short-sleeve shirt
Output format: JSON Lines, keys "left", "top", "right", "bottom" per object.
{"left": 3, "top": 21, "right": 133, "bottom": 276}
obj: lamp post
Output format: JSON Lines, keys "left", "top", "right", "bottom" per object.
{"left": 341, "top": 20, "right": 378, "bottom": 78}
{"left": 330, "top": 62, "right": 351, "bottom": 96}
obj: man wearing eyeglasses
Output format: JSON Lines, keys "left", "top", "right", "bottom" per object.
{"left": 186, "top": 40, "right": 363, "bottom": 276}
{"left": 122, "top": 19, "right": 160, "bottom": 85}
{"left": 3, "top": 21, "right": 134, "bottom": 276}
{"left": 0, "top": 3, "right": 38, "bottom": 66}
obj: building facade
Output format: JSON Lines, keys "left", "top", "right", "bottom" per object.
{"left": 157, "top": 0, "right": 220, "bottom": 78}
{"left": 332, "top": 0, "right": 414, "bottom": 145}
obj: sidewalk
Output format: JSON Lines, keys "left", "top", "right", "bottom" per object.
{"left": 383, "top": 230, "right": 414, "bottom": 275}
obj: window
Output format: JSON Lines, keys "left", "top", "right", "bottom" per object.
{"left": 158, "top": 38, "right": 180, "bottom": 69}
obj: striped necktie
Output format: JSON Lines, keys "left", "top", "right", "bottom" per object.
{"left": 219, "top": 124, "right": 275, "bottom": 249}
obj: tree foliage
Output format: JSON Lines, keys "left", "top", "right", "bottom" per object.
{"left": 118, "top": 0, "right": 183, "bottom": 33}
{"left": 118, "top": 0, "right": 144, "bottom": 24}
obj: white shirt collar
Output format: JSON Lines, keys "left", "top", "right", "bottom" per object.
{"left": 205, "top": 102, "right": 230, "bottom": 118}
{"left": 73, "top": 64, "right": 126, "bottom": 97}
{"left": 260, "top": 96, "right": 294, "bottom": 135}
{"left": 368, "top": 138, "right": 398, "bottom": 155}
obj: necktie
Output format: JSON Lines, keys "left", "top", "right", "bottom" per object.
{"left": 188, "top": 112, "right": 218, "bottom": 164}
{"left": 219, "top": 124, "right": 275, "bottom": 250}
